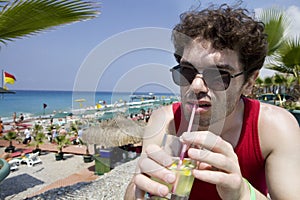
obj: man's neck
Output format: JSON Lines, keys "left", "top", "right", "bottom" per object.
{"left": 207, "top": 98, "right": 245, "bottom": 147}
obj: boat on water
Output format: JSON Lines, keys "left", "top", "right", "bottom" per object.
{"left": 129, "top": 93, "right": 156, "bottom": 101}
{"left": 73, "top": 93, "right": 179, "bottom": 121}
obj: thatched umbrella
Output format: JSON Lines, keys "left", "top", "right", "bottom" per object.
{"left": 82, "top": 115, "right": 145, "bottom": 148}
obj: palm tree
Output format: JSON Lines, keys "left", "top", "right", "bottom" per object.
{"left": 273, "top": 73, "right": 286, "bottom": 94}
{"left": 258, "top": 8, "right": 300, "bottom": 100}
{"left": 285, "top": 75, "right": 296, "bottom": 93}
{"left": 2, "top": 130, "right": 17, "bottom": 152}
{"left": 0, "top": 0, "right": 98, "bottom": 45}
{"left": 31, "top": 124, "right": 46, "bottom": 154}
{"left": 255, "top": 77, "right": 264, "bottom": 93}
{"left": 258, "top": 7, "right": 291, "bottom": 59}
{"left": 271, "top": 37, "right": 300, "bottom": 84}
{"left": 54, "top": 133, "right": 71, "bottom": 160}
{"left": 263, "top": 77, "right": 273, "bottom": 93}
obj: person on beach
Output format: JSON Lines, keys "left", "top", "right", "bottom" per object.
{"left": 18, "top": 113, "right": 24, "bottom": 123}
{"left": 0, "top": 119, "right": 4, "bottom": 136}
{"left": 52, "top": 128, "right": 57, "bottom": 143}
{"left": 12, "top": 112, "right": 17, "bottom": 123}
{"left": 125, "top": 4, "right": 300, "bottom": 200}
{"left": 22, "top": 128, "right": 31, "bottom": 144}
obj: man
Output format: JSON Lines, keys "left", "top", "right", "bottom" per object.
{"left": 125, "top": 4, "right": 300, "bottom": 200}
{"left": 0, "top": 119, "right": 4, "bottom": 136}
{"left": 23, "top": 128, "right": 31, "bottom": 144}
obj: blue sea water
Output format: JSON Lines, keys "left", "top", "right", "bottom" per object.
{"left": 0, "top": 90, "right": 177, "bottom": 122}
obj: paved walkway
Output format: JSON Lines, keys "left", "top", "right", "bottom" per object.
{"left": 0, "top": 139, "right": 99, "bottom": 198}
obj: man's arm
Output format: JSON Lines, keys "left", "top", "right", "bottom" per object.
{"left": 259, "top": 104, "right": 300, "bottom": 199}
{"left": 124, "top": 105, "right": 174, "bottom": 199}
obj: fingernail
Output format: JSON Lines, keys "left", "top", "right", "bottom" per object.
{"left": 182, "top": 133, "right": 194, "bottom": 141}
{"left": 188, "top": 148, "right": 197, "bottom": 157}
{"left": 162, "top": 157, "right": 173, "bottom": 166}
{"left": 165, "top": 173, "right": 176, "bottom": 183}
{"left": 158, "top": 185, "right": 169, "bottom": 196}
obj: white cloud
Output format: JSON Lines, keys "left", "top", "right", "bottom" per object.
{"left": 255, "top": 5, "right": 300, "bottom": 39}
{"left": 286, "top": 5, "right": 300, "bottom": 38}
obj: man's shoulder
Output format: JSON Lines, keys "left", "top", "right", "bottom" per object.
{"left": 151, "top": 104, "right": 174, "bottom": 118}
{"left": 257, "top": 102, "right": 299, "bottom": 158}
{"left": 259, "top": 102, "right": 298, "bottom": 126}
{"left": 146, "top": 104, "right": 176, "bottom": 132}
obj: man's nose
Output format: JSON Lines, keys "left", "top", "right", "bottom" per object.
{"left": 190, "top": 74, "right": 209, "bottom": 94}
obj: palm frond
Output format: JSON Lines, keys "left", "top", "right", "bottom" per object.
{"left": 267, "top": 64, "right": 294, "bottom": 74}
{"left": 258, "top": 7, "right": 291, "bottom": 55}
{"left": 279, "top": 36, "right": 300, "bottom": 67}
{"left": 264, "top": 76, "right": 273, "bottom": 84}
{"left": 0, "top": 0, "right": 99, "bottom": 44}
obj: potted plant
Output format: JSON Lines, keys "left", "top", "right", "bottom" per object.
{"left": 79, "top": 138, "right": 93, "bottom": 163}
{"left": 71, "top": 122, "right": 92, "bottom": 162}
{"left": 2, "top": 131, "right": 17, "bottom": 153}
{"left": 54, "top": 134, "right": 71, "bottom": 161}
{"left": 30, "top": 124, "right": 46, "bottom": 155}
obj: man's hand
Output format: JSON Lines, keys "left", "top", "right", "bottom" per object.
{"left": 181, "top": 131, "right": 249, "bottom": 200}
{"left": 134, "top": 144, "right": 177, "bottom": 198}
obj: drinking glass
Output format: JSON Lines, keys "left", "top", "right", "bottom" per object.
{"left": 145, "top": 134, "right": 196, "bottom": 200}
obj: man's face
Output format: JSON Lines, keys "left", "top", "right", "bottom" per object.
{"left": 179, "top": 40, "right": 245, "bottom": 130}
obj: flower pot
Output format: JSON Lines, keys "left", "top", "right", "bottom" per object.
{"left": 83, "top": 154, "right": 94, "bottom": 163}
{"left": 55, "top": 152, "right": 64, "bottom": 161}
{"left": 33, "top": 148, "right": 42, "bottom": 155}
{"left": 5, "top": 145, "right": 15, "bottom": 153}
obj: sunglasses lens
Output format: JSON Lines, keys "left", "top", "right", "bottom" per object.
{"left": 204, "top": 69, "right": 230, "bottom": 91}
{"left": 172, "top": 67, "right": 196, "bottom": 86}
{"left": 171, "top": 66, "right": 231, "bottom": 91}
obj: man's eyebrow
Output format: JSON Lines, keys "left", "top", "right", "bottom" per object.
{"left": 179, "top": 61, "right": 194, "bottom": 67}
{"left": 215, "top": 64, "right": 235, "bottom": 71}
{"left": 180, "top": 61, "right": 235, "bottom": 71}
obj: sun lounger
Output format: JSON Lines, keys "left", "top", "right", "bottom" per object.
{"left": 22, "top": 152, "right": 42, "bottom": 167}
{"left": 8, "top": 159, "right": 21, "bottom": 171}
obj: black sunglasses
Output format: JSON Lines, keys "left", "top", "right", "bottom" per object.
{"left": 170, "top": 65, "right": 245, "bottom": 91}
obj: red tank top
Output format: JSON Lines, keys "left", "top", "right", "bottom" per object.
{"left": 172, "top": 98, "right": 267, "bottom": 199}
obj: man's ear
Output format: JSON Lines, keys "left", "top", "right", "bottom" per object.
{"left": 242, "top": 70, "right": 259, "bottom": 96}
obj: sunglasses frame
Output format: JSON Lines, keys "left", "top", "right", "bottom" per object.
{"left": 170, "top": 65, "right": 245, "bottom": 91}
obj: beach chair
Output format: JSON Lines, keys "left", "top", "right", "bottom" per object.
{"left": 8, "top": 159, "right": 21, "bottom": 171}
{"left": 22, "top": 152, "right": 42, "bottom": 167}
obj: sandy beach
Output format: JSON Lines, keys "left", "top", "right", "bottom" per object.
{"left": 0, "top": 115, "right": 143, "bottom": 200}
{"left": 0, "top": 93, "right": 165, "bottom": 199}
{"left": 0, "top": 147, "right": 96, "bottom": 200}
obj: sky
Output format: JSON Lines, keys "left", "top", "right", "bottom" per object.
{"left": 0, "top": 0, "right": 299, "bottom": 94}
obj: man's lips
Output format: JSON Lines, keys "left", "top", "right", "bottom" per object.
{"left": 186, "top": 101, "right": 211, "bottom": 113}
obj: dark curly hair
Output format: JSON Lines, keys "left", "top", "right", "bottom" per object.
{"left": 172, "top": 4, "right": 268, "bottom": 81}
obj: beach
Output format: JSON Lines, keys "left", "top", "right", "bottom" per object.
{"left": 0, "top": 91, "right": 178, "bottom": 199}
{"left": 28, "top": 159, "right": 137, "bottom": 200}
{"left": 0, "top": 146, "right": 94, "bottom": 199}
{"left": 0, "top": 145, "right": 137, "bottom": 200}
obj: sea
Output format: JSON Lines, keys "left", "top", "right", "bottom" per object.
{"left": 0, "top": 90, "right": 178, "bottom": 122}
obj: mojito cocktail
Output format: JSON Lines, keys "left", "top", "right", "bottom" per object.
{"left": 170, "top": 158, "right": 195, "bottom": 197}
{"left": 149, "top": 158, "right": 195, "bottom": 200}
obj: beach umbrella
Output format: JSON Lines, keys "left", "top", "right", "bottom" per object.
{"left": 74, "top": 98, "right": 86, "bottom": 108}
{"left": 82, "top": 116, "right": 144, "bottom": 148}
